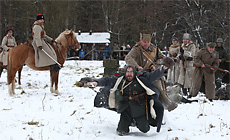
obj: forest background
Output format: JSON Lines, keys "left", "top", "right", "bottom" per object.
{"left": 0, "top": 0, "right": 229, "bottom": 52}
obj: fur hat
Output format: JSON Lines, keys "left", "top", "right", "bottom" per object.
{"left": 183, "top": 33, "right": 191, "bottom": 40}
{"left": 6, "top": 29, "right": 13, "bottom": 34}
{"left": 37, "top": 14, "right": 44, "bottom": 20}
{"left": 216, "top": 38, "right": 223, "bottom": 43}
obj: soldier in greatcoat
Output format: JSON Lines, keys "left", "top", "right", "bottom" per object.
{"left": 215, "top": 38, "right": 227, "bottom": 90}
{"left": 0, "top": 29, "right": 17, "bottom": 66}
{"left": 166, "top": 37, "right": 180, "bottom": 85}
{"left": 177, "top": 33, "right": 197, "bottom": 95}
{"left": 32, "top": 14, "right": 59, "bottom": 72}
{"left": 0, "top": 29, "right": 17, "bottom": 76}
{"left": 125, "top": 30, "right": 178, "bottom": 111}
{"left": 86, "top": 64, "right": 171, "bottom": 135}
{"left": 190, "top": 43, "right": 219, "bottom": 101}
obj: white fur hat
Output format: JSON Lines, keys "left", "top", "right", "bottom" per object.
{"left": 183, "top": 33, "right": 191, "bottom": 40}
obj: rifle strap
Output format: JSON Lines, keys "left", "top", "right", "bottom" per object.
{"left": 138, "top": 45, "right": 157, "bottom": 69}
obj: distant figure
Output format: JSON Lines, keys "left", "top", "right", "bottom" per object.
{"left": 92, "top": 43, "right": 99, "bottom": 60}
{"left": 103, "top": 43, "right": 111, "bottom": 59}
{"left": 0, "top": 29, "right": 17, "bottom": 66}
{"left": 111, "top": 43, "right": 119, "bottom": 59}
{"left": 163, "top": 46, "right": 168, "bottom": 56}
{"left": 166, "top": 37, "right": 180, "bottom": 85}
{"left": 124, "top": 44, "right": 131, "bottom": 57}
{"left": 79, "top": 49, "right": 85, "bottom": 58}
{"left": 215, "top": 38, "right": 227, "bottom": 90}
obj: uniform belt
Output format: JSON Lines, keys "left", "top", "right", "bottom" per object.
{"left": 129, "top": 92, "right": 147, "bottom": 100}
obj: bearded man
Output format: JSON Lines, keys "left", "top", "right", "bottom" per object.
{"left": 85, "top": 63, "right": 172, "bottom": 135}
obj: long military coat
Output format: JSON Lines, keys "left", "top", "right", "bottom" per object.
{"left": 125, "top": 42, "right": 165, "bottom": 69}
{"left": 177, "top": 42, "right": 196, "bottom": 88}
{"left": 95, "top": 67, "right": 165, "bottom": 113}
{"left": 190, "top": 48, "right": 219, "bottom": 99}
{"left": 125, "top": 42, "right": 171, "bottom": 109}
{"left": 215, "top": 45, "right": 227, "bottom": 79}
{"left": 166, "top": 43, "right": 180, "bottom": 85}
{"left": 0, "top": 35, "right": 17, "bottom": 65}
{"left": 32, "top": 21, "right": 57, "bottom": 67}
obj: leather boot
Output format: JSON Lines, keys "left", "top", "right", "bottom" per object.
{"left": 50, "top": 64, "right": 61, "bottom": 73}
{"left": 0, "top": 66, "right": 3, "bottom": 78}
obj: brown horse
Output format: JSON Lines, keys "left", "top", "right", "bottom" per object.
{"left": 7, "top": 29, "right": 80, "bottom": 96}
{"left": 0, "top": 56, "right": 23, "bottom": 85}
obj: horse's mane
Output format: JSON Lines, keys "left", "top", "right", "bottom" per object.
{"left": 55, "top": 29, "right": 75, "bottom": 44}
{"left": 25, "top": 40, "right": 32, "bottom": 47}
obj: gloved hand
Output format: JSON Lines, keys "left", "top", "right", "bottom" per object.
{"left": 173, "top": 53, "right": 177, "bottom": 57}
{"left": 180, "top": 47, "right": 184, "bottom": 53}
{"left": 137, "top": 66, "right": 143, "bottom": 71}
{"left": 187, "top": 57, "right": 193, "bottom": 61}
{"left": 150, "top": 99, "right": 156, "bottom": 119}
{"left": 160, "top": 57, "right": 174, "bottom": 69}
{"left": 38, "top": 46, "right": 42, "bottom": 50}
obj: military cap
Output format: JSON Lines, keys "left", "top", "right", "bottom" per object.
{"left": 172, "top": 37, "right": 178, "bottom": 41}
{"left": 216, "top": 38, "right": 223, "bottom": 43}
{"left": 207, "top": 42, "right": 216, "bottom": 48}
{"left": 140, "top": 30, "right": 152, "bottom": 42}
{"left": 37, "top": 14, "right": 44, "bottom": 20}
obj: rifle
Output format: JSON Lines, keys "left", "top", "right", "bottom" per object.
{"left": 180, "top": 46, "right": 186, "bottom": 72}
{"left": 193, "top": 63, "right": 230, "bottom": 74}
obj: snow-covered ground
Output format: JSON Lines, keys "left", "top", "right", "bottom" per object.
{"left": 0, "top": 60, "right": 229, "bottom": 140}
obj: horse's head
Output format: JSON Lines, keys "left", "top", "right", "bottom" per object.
{"left": 64, "top": 30, "right": 81, "bottom": 50}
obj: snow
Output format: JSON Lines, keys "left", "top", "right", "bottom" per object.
{"left": 0, "top": 60, "right": 229, "bottom": 140}
{"left": 76, "top": 32, "right": 110, "bottom": 44}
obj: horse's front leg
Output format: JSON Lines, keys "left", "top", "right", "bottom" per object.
{"left": 50, "top": 70, "right": 60, "bottom": 95}
{"left": 8, "top": 77, "right": 16, "bottom": 96}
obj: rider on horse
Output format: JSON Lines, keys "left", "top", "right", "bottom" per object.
{"left": 32, "top": 14, "right": 60, "bottom": 72}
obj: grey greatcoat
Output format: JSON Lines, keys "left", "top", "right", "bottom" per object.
{"left": 166, "top": 43, "right": 180, "bottom": 85}
{"left": 0, "top": 35, "right": 17, "bottom": 66}
{"left": 32, "top": 21, "right": 57, "bottom": 67}
{"left": 177, "top": 42, "right": 196, "bottom": 88}
{"left": 190, "top": 48, "right": 219, "bottom": 99}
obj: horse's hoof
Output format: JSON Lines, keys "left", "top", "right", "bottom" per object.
{"left": 53, "top": 90, "right": 60, "bottom": 96}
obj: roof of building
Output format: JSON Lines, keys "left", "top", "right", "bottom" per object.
{"left": 76, "top": 32, "right": 110, "bottom": 43}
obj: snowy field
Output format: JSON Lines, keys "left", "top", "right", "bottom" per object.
{"left": 0, "top": 60, "right": 229, "bottom": 140}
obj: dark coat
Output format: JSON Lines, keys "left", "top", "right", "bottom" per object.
{"left": 96, "top": 67, "right": 166, "bottom": 96}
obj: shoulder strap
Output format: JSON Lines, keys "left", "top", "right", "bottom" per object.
{"left": 138, "top": 45, "right": 157, "bottom": 69}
